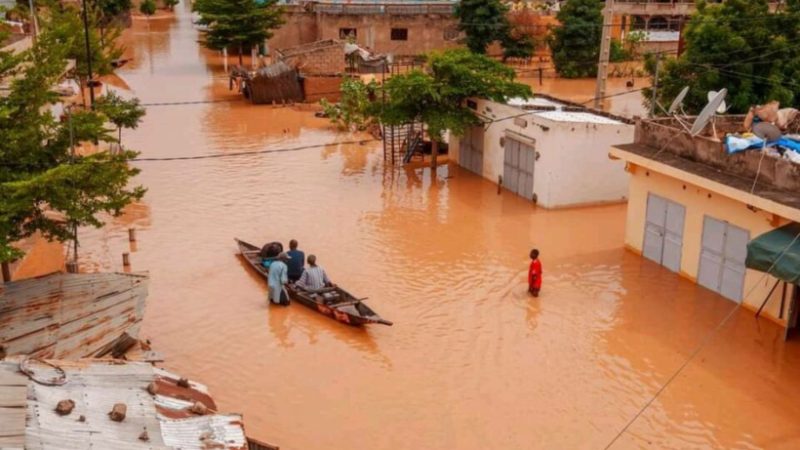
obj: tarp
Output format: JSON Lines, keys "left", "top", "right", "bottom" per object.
{"left": 746, "top": 222, "right": 800, "bottom": 283}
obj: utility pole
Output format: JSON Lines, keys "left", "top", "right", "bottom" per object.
{"left": 27, "top": 0, "right": 38, "bottom": 42}
{"left": 594, "top": 0, "right": 614, "bottom": 109}
{"left": 650, "top": 53, "right": 661, "bottom": 117}
{"left": 81, "top": 0, "right": 95, "bottom": 107}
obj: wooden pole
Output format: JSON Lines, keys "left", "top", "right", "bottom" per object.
{"left": 122, "top": 252, "right": 130, "bottom": 267}
{"left": 128, "top": 228, "right": 137, "bottom": 242}
{"left": 756, "top": 279, "right": 782, "bottom": 318}
{"left": 66, "top": 261, "right": 78, "bottom": 273}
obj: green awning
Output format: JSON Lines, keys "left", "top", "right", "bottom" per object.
{"left": 746, "top": 222, "right": 800, "bottom": 283}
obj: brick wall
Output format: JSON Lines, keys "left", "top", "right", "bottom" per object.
{"left": 303, "top": 76, "right": 344, "bottom": 103}
{"left": 281, "top": 43, "right": 346, "bottom": 75}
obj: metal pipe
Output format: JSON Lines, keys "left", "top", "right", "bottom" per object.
{"left": 756, "top": 279, "right": 782, "bottom": 318}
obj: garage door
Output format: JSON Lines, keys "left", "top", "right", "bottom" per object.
{"left": 642, "top": 193, "right": 685, "bottom": 273}
{"left": 503, "top": 136, "right": 535, "bottom": 199}
{"left": 697, "top": 216, "right": 749, "bottom": 303}
{"left": 459, "top": 126, "right": 484, "bottom": 175}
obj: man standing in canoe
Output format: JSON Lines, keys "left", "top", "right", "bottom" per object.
{"left": 528, "top": 249, "right": 542, "bottom": 297}
{"left": 268, "top": 252, "right": 291, "bottom": 305}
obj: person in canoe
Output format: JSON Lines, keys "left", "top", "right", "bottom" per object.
{"left": 296, "top": 254, "right": 334, "bottom": 292}
{"left": 260, "top": 241, "right": 283, "bottom": 269}
{"left": 286, "top": 239, "right": 305, "bottom": 282}
{"left": 268, "top": 252, "right": 291, "bottom": 306}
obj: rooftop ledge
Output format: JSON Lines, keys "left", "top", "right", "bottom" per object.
{"left": 610, "top": 143, "right": 800, "bottom": 223}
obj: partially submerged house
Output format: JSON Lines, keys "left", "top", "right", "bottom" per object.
{"left": 0, "top": 358, "right": 255, "bottom": 449}
{"left": 242, "top": 61, "right": 304, "bottom": 105}
{"left": 0, "top": 272, "right": 149, "bottom": 360}
{"left": 449, "top": 95, "right": 635, "bottom": 209}
{"left": 610, "top": 116, "right": 800, "bottom": 338}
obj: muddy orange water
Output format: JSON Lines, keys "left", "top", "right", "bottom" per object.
{"left": 44, "top": 5, "right": 800, "bottom": 449}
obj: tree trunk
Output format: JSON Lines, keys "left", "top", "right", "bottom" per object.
{"left": 430, "top": 140, "right": 439, "bottom": 170}
{"left": 1, "top": 262, "right": 10, "bottom": 283}
{"left": 118, "top": 126, "right": 122, "bottom": 148}
{"left": 238, "top": 43, "right": 244, "bottom": 66}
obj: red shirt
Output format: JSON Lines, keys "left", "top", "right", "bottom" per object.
{"left": 528, "top": 259, "right": 542, "bottom": 289}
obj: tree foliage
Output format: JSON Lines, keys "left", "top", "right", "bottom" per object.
{"left": 375, "top": 49, "right": 531, "bottom": 141}
{"left": 95, "top": 91, "right": 146, "bottom": 145}
{"left": 548, "top": 0, "right": 603, "bottom": 78}
{"left": 646, "top": 0, "right": 800, "bottom": 114}
{"left": 139, "top": 0, "right": 156, "bottom": 16}
{"left": 91, "top": 0, "right": 133, "bottom": 22}
{"left": 46, "top": 3, "right": 124, "bottom": 87}
{"left": 193, "top": 0, "right": 284, "bottom": 63}
{"left": 0, "top": 21, "right": 145, "bottom": 262}
{"left": 320, "top": 78, "right": 374, "bottom": 132}
{"left": 454, "top": 0, "right": 534, "bottom": 59}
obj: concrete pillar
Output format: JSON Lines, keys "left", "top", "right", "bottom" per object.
{"left": 594, "top": 0, "right": 614, "bottom": 109}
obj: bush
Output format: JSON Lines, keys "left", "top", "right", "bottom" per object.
{"left": 139, "top": 0, "right": 156, "bottom": 16}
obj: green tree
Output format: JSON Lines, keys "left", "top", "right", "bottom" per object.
{"left": 46, "top": 4, "right": 124, "bottom": 103}
{"left": 374, "top": 49, "right": 531, "bottom": 169}
{"left": 320, "top": 78, "right": 374, "bottom": 132}
{"left": 92, "top": 0, "right": 133, "bottom": 22}
{"left": 95, "top": 91, "right": 146, "bottom": 145}
{"left": 0, "top": 24, "right": 145, "bottom": 263}
{"left": 454, "top": 0, "right": 534, "bottom": 59}
{"left": 193, "top": 0, "right": 284, "bottom": 65}
{"left": 548, "top": 0, "right": 603, "bottom": 78}
{"left": 646, "top": 0, "right": 800, "bottom": 114}
{"left": 164, "top": 0, "right": 179, "bottom": 10}
{"left": 139, "top": 0, "right": 156, "bottom": 16}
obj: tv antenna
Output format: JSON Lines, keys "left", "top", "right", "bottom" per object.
{"left": 691, "top": 88, "right": 728, "bottom": 138}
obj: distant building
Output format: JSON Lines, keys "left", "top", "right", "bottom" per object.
{"left": 610, "top": 116, "right": 800, "bottom": 338}
{"left": 449, "top": 95, "right": 635, "bottom": 209}
{"left": 269, "top": 0, "right": 460, "bottom": 58}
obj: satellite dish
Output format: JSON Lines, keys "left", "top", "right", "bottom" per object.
{"left": 669, "top": 86, "right": 690, "bottom": 114}
{"left": 691, "top": 88, "right": 727, "bottom": 136}
{"left": 707, "top": 90, "right": 728, "bottom": 114}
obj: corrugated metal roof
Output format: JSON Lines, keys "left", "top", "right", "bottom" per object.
{"left": 534, "top": 110, "right": 624, "bottom": 125}
{"left": 0, "top": 359, "right": 247, "bottom": 450}
{"left": 0, "top": 272, "right": 149, "bottom": 360}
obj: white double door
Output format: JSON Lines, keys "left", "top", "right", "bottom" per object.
{"left": 697, "top": 216, "right": 749, "bottom": 303}
{"left": 643, "top": 193, "right": 685, "bottom": 273}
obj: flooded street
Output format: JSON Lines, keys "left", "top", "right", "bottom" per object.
{"left": 66, "top": 4, "right": 800, "bottom": 449}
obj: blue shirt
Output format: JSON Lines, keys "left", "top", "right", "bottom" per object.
{"left": 286, "top": 249, "right": 305, "bottom": 278}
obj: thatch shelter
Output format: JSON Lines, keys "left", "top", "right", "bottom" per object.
{"left": 243, "top": 61, "right": 304, "bottom": 105}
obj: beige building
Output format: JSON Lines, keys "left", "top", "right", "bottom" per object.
{"left": 270, "top": 1, "right": 459, "bottom": 57}
{"left": 449, "top": 96, "right": 635, "bottom": 209}
{"left": 610, "top": 116, "right": 800, "bottom": 337}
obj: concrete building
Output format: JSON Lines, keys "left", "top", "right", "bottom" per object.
{"left": 449, "top": 95, "right": 635, "bottom": 209}
{"left": 610, "top": 116, "right": 800, "bottom": 336}
{"left": 270, "top": 1, "right": 459, "bottom": 57}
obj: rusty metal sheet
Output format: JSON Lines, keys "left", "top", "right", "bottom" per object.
{"left": 0, "top": 272, "right": 148, "bottom": 359}
{"left": 0, "top": 359, "right": 251, "bottom": 450}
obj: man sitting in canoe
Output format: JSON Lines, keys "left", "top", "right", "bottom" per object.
{"left": 296, "top": 254, "right": 334, "bottom": 292}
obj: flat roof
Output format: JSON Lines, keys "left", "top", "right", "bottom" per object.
{"left": 534, "top": 110, "right": 624, "bottom": 125}
{"left": 611, "top": 143, "right": 800, "bottom": 222}
{"left": 504, "top": 95, "right": 629, "bottom": 125}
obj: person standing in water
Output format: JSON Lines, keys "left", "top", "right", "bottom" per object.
{"left": 528, "top": 249, "right": 542, "bottom": 297}
{"left": 268, "top": 252, "right": 291, "bottom": 305}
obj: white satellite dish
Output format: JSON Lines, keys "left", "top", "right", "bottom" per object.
{"left": 691, "top": 88, "right": 728, "bottom": 136}
{"left": 707, "top": 90, "right": 728, "bottom": 113}
{"left": 669, "top": 86, "right": 690, "bottom": 114}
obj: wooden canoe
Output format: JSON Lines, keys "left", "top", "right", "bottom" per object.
{"left": 235, "top": 238, "right": 393, "bottom": 326}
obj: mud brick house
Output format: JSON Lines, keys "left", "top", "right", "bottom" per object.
{"left": 269, "top": 0, "right": 460, "bottom": 57}
{"left": 610, "top": 116, "right": 800, "bottom": 338}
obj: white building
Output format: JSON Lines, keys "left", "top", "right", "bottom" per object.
{"left": 449, "top": 95, "right": 635, "bottom": 209}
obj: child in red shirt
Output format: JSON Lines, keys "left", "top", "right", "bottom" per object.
{"left": 528, "top": 249, "right": 542, "bottom": 297}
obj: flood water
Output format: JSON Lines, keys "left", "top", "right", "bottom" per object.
{"left": 41, "top": 4, "right": 800, "bottom": 449}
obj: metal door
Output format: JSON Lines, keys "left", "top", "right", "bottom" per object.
{"left": 698, "top": 216, "right": 749, "bottom": 303}
{"left": 459, "top": 126, "right": 483, "bottom": 175}
{"left": 503, "top": 136, "right": 535, "bottom": 198}
{"left": 642, "top": 193, "right": 684, "bottom": 272}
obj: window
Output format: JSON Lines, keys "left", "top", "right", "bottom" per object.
{"left": 339, "top": 28, "right": 357, "bottom": 40}
{"left": 390, "top": 28, "right": 408, "bottom": 41}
